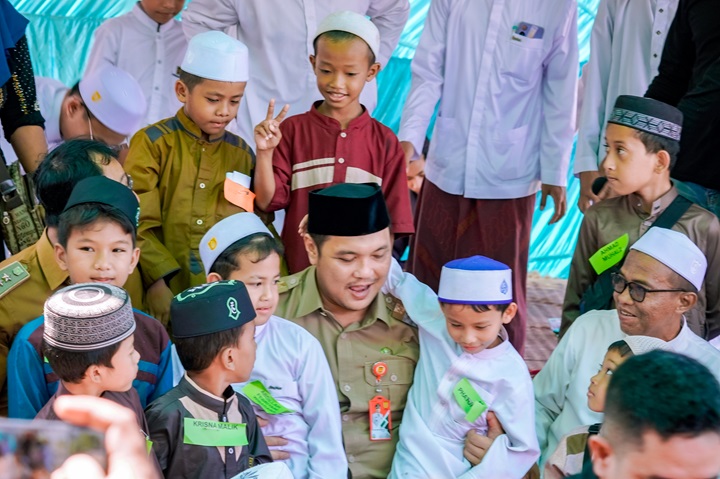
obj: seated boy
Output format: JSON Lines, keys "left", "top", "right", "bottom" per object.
{"left": 561, "top": 95, "right": 720, "bottom": 339}
{"left": 8, "top": 176, "right": 174, "bottom": 419}
{"left": 384, "top": 256, "right": 539, "bottom": 478}
{"left": 125, "top": 31, "right": 256, "bottom": 325}
{"left": 145, "top": 280, "right": 272, "bottom": 477}
{"left": 199, "top": 212, "right": 346, "bottom": 478}
{"left": 253, "top": 10, "right": 413, "bottom": 273}
{"left": 85, "top": 0, "right": 187, "bottom": 126}
{"left": 544, "top": 335, "right": 671, "bottom": 478}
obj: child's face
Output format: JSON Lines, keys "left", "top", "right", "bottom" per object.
{"left": 407, "top": 157, "right": 426, "bottom": 195}
{"left": 587, "top": 348, "right": 627, "bottom": 413}
{"left": 309, "top": 36, "right": 380, "bottom": 117}
{"left": 229, "top": 322, "right": 257, "bottom": 383}
{"left": 140, "top": 0, "right": 184, "bottom": 24}
{"left": 176, "top": 78, "right": 246, "bottom": 139}
{"left": 442, "top": 303, "right": 515, "bottom": 354}
{"left": 224, "top": 252, "right": 281, "bottom": 327}
{"left": 602, "top": 123, "right": 665, "bottom": 197}
{"left": 55, "top": 220, "right": 140, "bottom": 288}
{"left": 98, "top": 335, "right": 140, "bottom": 392}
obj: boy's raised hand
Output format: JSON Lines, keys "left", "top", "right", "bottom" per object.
{"left": 254, "top": 99, "right": 290, "bottom": 152}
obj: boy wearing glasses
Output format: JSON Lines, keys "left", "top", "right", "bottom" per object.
{"left": 534, "top": 226, "right": 720, "bottom": 467}
{"left": 561, "top": 95, "right": 720, "bottom": 339}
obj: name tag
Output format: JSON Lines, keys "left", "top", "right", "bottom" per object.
{"left": 453, "top": 378, "right": 488, "bottom": 423}
{"left": 589, "top": 233, "right": 629, "bottom": 275}
{"left": 183, "top": 418, "right": 248, "bottom": 447}
{"left": 242, "top": 380, "right": 294, "bottom": 415}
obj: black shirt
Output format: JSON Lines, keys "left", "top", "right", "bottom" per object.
{"left": 645, "top": 0, "right": 720, "bottom": 190}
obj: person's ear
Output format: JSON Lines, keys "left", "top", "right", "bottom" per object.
{"left": 206, "top": 272, "right": 224, "bottom": 283}
{"left": 677, "top": 291, "right": 698, "bottom": 314}
{"left": 501, "top": 302, "right": 518, "bottom": 325}
{"left": 87, "top": 364, "right": 103, "bottom": 384}
{"left": 54, "top": 243, "right": 70, "bottom": 272}
{"left": 303, "top": 234, "right": 320, "bottom": 266}
{"left": 309, "top": 55, "right": 317, "bottom": 70}
{"left": 64, "top": 95, "right": 85, "bottom": 121}
{"left": 128, "top": 247, "right": 140, "bottom": 273}
{"left": 655, "top": 149, "right": 671, "bottom": 173}
{"left": 588, "top": 435, "right": 613, "bottom": 478}
{"left": 220, "top": 346, "right": 235, "bottom": 371}
{"left": 175, "top": 80, "right": 188, "bottom": 103}
{"left": 366, "top": 62, "right": 381, "bottom": 82}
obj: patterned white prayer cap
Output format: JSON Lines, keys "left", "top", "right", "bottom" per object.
{"left": 182, "top": 31, "right": 249, "bottom": 82}
{"left": 315, "top": 10, "right": 381, "bottom": 62}
{"left": 230, "top": 462, "right": 293, "bottom": 479}
{"left": 621, "top": 335, "right": 673, "bottom": 356}
{"left": 199, "top": 213, "right": 272, "bottom": 276}
{"left": 438, "top": 256, "right": 513, "bottom": 305}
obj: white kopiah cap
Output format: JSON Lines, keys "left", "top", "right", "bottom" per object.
{"left": 79, "top": 65, "right": 147, "bottom": 136}
{"left": 630, "top": 227, "right": 707, "bottom": 291}
{"left": 314, "top": 10, "right": 381, "bottom": 63}
{"left": 199, "top": 213, "right": 272, "bottom": 276}
{"left": 182, "top": 31, "right": 249, "bottom": 82}
{"left": 230, "top": 463, "right": 293, "bottom": 479}
{"left": 621, "top": 335, "right": 673, "bottom": 356}
{"left": 438, "top": 256, "right": 513, "bottom": 305}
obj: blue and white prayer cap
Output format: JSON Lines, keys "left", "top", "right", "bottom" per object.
{"left": 438, "top": 256, "right": 513, "bottom": 305}
{"left": 182, "top": 31, "right": 249, "bottom": 82}
{"left": 630, "top": 227, "right": 706, "bottom": 291}
{"left": 230, "top": 463, "right": 293, "bottom": 479}
{"left": 199, "top": 213, "right": 272, "bottom": 276}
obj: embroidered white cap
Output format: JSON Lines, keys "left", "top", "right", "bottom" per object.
{"left": 438, "top": 256, "right": 513, "bottom": 305}
{"left": 314, "top": 10, "right": 381, "bottom": 62}
{"left": 79, "top": 65, "right": 147, "bottom": 136}
{"left": 199, "top": 213, "right": 272, "bottom": 276}
{"left": 630, "top": 227, "right": 707, "bottom": 291}
{"left": 230, "top": 463, "right": 293, "bottom": 479}
{"left": 182, "top": 31, "right": 249, "bottom": 82}
{"left": 621, "top": 335, "right": 673, "bottom": 355}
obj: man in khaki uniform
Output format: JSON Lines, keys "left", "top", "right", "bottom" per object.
{"left": 0, "top": 140, "right": 145, "bottom": 416}
{"left": 276, "top": 183, "right": 419, "bottom": 479}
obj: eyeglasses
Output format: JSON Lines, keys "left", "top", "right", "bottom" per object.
{"left": 610, "top": 273, "right": 686, "bottom": 303}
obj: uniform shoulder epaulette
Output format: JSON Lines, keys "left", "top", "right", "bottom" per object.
{"left": 0, "top": 261, "right": 30, "bottom": 300}
{"left": 278, "top": 271, "right": 304, "bottom": 295}
{"left": 383, "top": 294, "right": 416, "bottom": 327}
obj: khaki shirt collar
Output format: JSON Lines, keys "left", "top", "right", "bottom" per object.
{"left": 37, "top": 229, "right": 68, "bottom": 290}
{"left": 174, "top": 107, "right": 226, "bottom": 143}
{"left": 629, "top": 185, "right": 679, "bottom": 218}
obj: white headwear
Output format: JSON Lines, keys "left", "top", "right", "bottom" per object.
{"left": 79, "top": 65, "right": 147, "bottom": 136}
{"left": 630, "top": 227, "right": 707, "bottom": 291}
{"left": 230, "top": 463, "right": 293, "bottom": 479}
{"left": 438, "top": 256, "right": 513, "bottom": 305}
{"left": 182, "top": 31, "right": 249, "bottom": 82}
{"left": 199, "top": 213, "right": 272, "bottom": 276}
{"left": 621, "top": 335, "right": 673, "bottom": 356}
{"left": 314, "top": 10, "right": 381, "bottom": 63}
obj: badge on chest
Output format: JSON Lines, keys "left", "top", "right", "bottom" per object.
{"left": 368, "top": 361, "right": 392, "bottom": 441}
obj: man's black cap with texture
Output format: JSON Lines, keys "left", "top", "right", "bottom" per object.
{"left": 63, "top": 176, "right": 140, "bottom": 228}
{"left": 609, "top": 95, "right": 683, "bottom": 141}
{"left": 308, "top": 182, "right": 390, "bottom": 236}
{"left": 171, "top": 280, "right": 256, "bottom": 338}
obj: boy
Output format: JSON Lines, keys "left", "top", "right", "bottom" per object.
{"left": 199, "top": 212, "right": 346, "bottom": 478}
{"left": 125, "top": 31, "right": 256, "bottom": 325}
{"left": 145, "top": 280, "right": 272, "bottom": 477}
{"left": 562, "top": 95, "right": 720, "bottom": 339}
{"left": 253, "top": 10, "right": 414, "bottom": 273}
{"left": 85, "top": 0, "right": 187, "bottom": 126}
{"left": 544, "top": 336, "right": 671, "bottom": 478}
{"left": 383, "top": 255, "right": 539, "bottom": 478}
{"left": 7, "top": 176, "right": 174, "bottom": 419}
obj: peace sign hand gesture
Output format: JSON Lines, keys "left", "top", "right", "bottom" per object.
{"left": 254, "top": 99, "right": 290, "bottom": 152}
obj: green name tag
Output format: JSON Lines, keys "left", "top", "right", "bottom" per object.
{"left": 242, "top": 380, "right": 294, "bottom": 415}
{"left": 588, "top": 233, "right": 629, "bottom": 275}
{"left": 183, "top": 418, "right": 248, "bottom": 447}
{"left": 146, "top": 437, "right": 153, "bottom": 455}
{"left": 453, "top": 378, "right": 488, "bottom": 423}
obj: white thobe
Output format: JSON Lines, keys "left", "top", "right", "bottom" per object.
{"left": 574, "top": 0, "right": 678, "bottom": 174}
{"left": 387, "top": 272, "right": 539, "bottom": 479}
{"left": 534, "top": 309, "right": 720, "bottom": 466}
{"left": 85, "top": 3, "right": 186, "bottom": 127}
{"left": 181, "top": 0, "right": 409, "bottom": 148}
{"left": 398, "top": 0, "right": 578, "bottom": 199}
{"left": 234, "top": 315, "right": 346, "bottom": 479}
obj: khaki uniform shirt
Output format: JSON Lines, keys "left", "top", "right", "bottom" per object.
{"left": 0, "top": 230, "right": 145, "bottom": 415}
{"left": 561, "top": 187, "right": 720, "bottom": 338}
{"left": 125, "top": 108, "right": 255, "bottom": 293}
{"left": 276, "top": 267, "right": 419, "bottom": 479}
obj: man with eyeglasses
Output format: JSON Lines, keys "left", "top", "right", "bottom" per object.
{"left": 533, "top": 226, "right": 720, "bottom": 467}
{"left": 0, "top": 65, "right": 146, "bottom": 164}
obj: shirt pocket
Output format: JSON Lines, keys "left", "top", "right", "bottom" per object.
{"left": 265, "top": 380, "right": 301, "bottom": 412}
{"left": 430, "top": 116, "right": 465, "bottom": 171}
{"left": 501, "top": 37, "right": 545, "bottom": 83}
{"left": 485, "top": 124, "right": 529, "bottom": 181}
{"left": 363, "top": 357, "right": 415, "bottom": 410}
{"left": 437, "top": 384, "right": 496, "bottom": 442}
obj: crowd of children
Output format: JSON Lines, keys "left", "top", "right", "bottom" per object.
{"left": 1, "top": 1, "right": 720, "bottom": 478}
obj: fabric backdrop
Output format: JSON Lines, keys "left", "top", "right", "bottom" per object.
{"left": 12, "top": 0, "right": 601, "bottom": 278}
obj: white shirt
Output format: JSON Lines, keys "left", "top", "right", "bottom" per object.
{"left": 0, "top": 76, "right": 66, "bottom": 165}
{"left": 233, "top": 316, "right": 346, "bottom": 479}
{"left": 398, "top": 0, "right": 578, "bottom": 199}
{"left": 386, "top": 272, "right": 539, "bottom": 479}
{"left": 181, "top": 0, "right": 409, "bottom": 148}
{"left": 85, "top": 3, "right": 186, "bottom": 127}
{"left": 534, "top": 309, "right": 720, "bottom": 466}
{"left": 574, "top": 0, "right": 678, "bottom": 174}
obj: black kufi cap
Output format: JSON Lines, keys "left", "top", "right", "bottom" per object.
{"left": 63, "top": 176, "right": 139, "bottom": 228}
{"left": 308, "top": 182, "right": 390, "bottom": 236}
{"left": 609, "top": 95, "right": 683, "bottom": 141}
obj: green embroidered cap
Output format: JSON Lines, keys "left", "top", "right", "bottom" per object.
{"left": 170, "top": 280, "right": 256, "bottom": 338}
